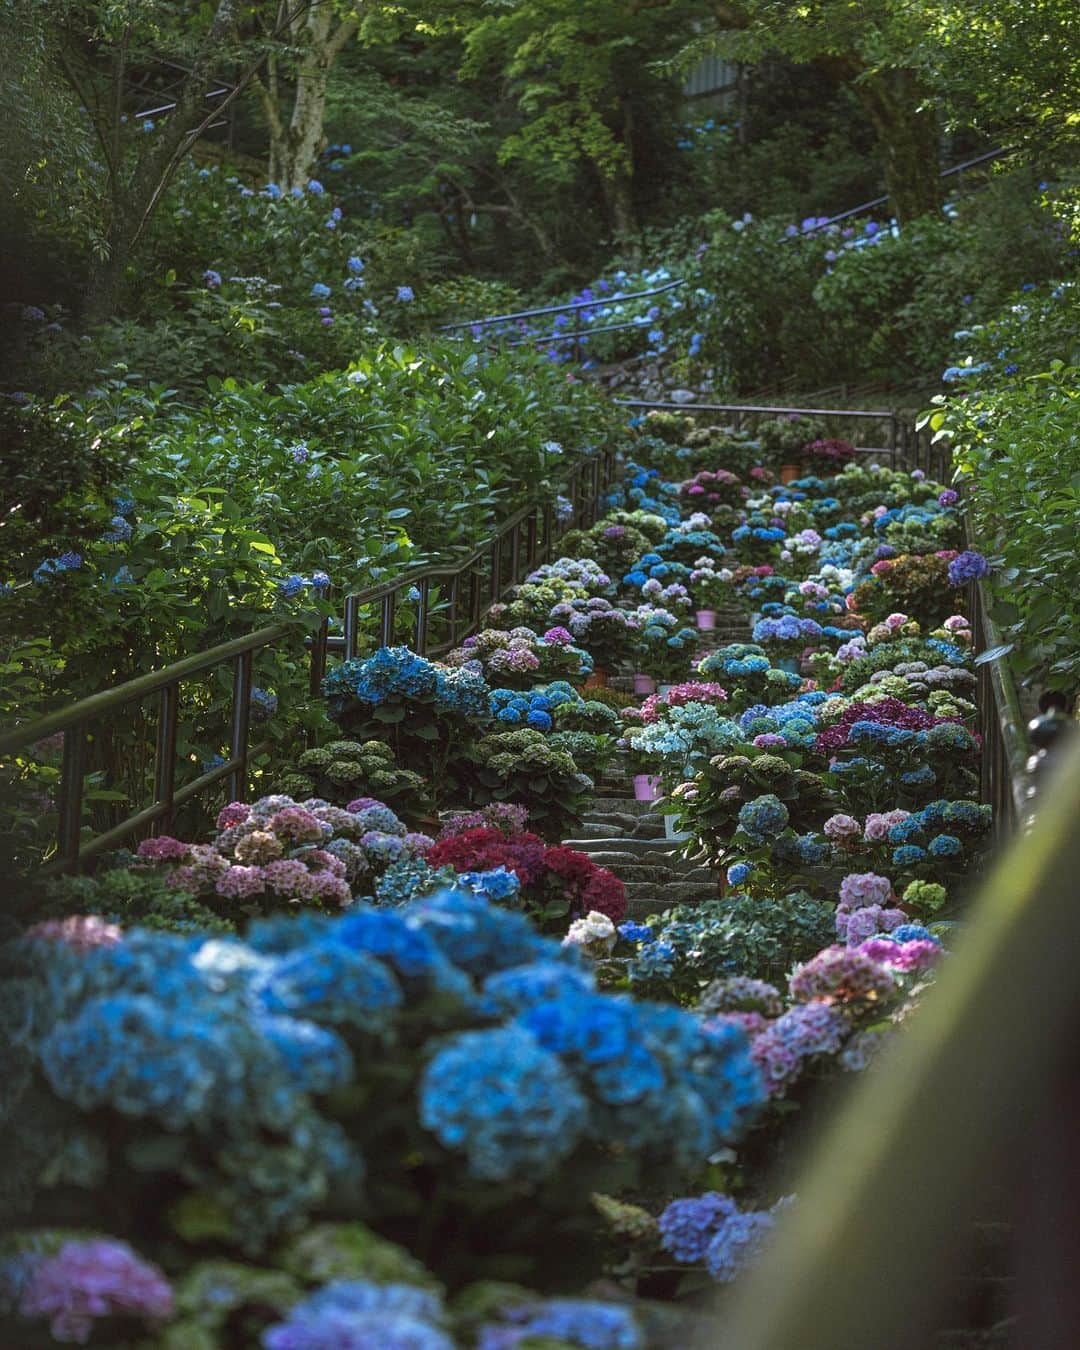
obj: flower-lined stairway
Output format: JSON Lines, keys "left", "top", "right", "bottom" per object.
{"left": 2, "top": 412, "right": 999, "bottom": 1349}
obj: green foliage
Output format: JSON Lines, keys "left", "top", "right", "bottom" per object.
{"left": 619, "top": 892, "right": 836, "bottom": 1003}
{"left": 927, "top": 281, "right": 1080, "bottom": 691}
{"left": 286, "top": 741, "right": 429, "bottom": 813}
{"left": 464, "top": 729, "right": 592, "bottom": 836}
{"left": 8, "top": 866, "right": 235, "bottom": 942}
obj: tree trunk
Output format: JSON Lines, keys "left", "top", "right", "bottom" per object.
{"left": 853, "top": 68, "right": 942, "bottom": 223}
{"left": 603, "top": 167, "right": 640, "bottom": 260}
{"left": 261, "top": 8, "right": 358, "bottom": 191}
{"left": 269, "top": 52, "right": 331, "bottom": 189}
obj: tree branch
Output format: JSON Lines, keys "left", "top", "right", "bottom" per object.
{"left": 129, "top": 0, "right": 321, "bottom": 251}
{"left": 328, "top": 16, "right": 360, "bottom": 61}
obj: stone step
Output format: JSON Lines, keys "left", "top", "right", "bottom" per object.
{"left": 622, "top": 879, "right": 720, "bottom": 905}
{"left": 564, "top": 836, "right": 683, "bottom": 856}
{"left": 588, "top": 797, "right": 661, "bottom": 816}
{"left": 578, "top": 816, "right": 665, "bottom": 839}
{"left": 625, "top": 893, "right": 718, "bottom": 922}
{"left": 601, "top": 863, "right": 717, "bottom": 885}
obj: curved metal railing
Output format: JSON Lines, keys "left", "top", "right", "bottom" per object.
{"left": 437, "top": 279, "right": 686, "bottom": 360}
{"left": 0, "top": 446, "right": 615, "bottom": 872}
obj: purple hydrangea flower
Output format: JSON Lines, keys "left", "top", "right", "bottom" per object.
{"left": 947, "top": 551, "right": 989, "bottom": 585}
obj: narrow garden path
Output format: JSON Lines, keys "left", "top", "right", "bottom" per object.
{"left": 3, "top": 408, "right": 1006, "bottom": 1350}
{"left": 561, "top": 603, "right": 751, "bottom": 918}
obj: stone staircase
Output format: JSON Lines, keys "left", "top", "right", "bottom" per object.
{"left": 563, "top": 785, "right": 720, "bottom": 922}
{"left": 563, "top": 604, "right": 752, "bottom": 921}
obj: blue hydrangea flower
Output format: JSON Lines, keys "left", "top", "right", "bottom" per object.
{"left": 461, "top": 866, "right": 521, "bottom": 902}
{"left": 252, "top": 943, "right": 403, "bottom": 1031}
{"left": 659, "top": 1192, "right": 737, "bottom": 1262}
{"left": 891, "top": 924, "right": 938, "bottom": 944}
{"left": 617, "top": 922, "right": 653, "bottom": 945}
{"left": 419, "top": 1025, "right": 587, "bottom": 1180}
{"left": 705, "top": 1209, "right": 777, "bottom": 1282}
{"left": 482, "top": 961, "right": 596, "bottom": 1014}
{"left": 737, "top": 795, "right": 790, "bottom": 843}
{"left": 479, "top": 1298, "right": 643, "bottom": 1349}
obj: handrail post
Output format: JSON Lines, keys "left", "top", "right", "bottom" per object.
{"left": 309, "top": 617, "right": 329, "bottom": 697}
{"left": 228, "top": 650, "right": 253, "bottom": 803}
{"left": 447, "top": 574, "right": 459, "bottom": 648}
{"left": 542, "top": 502, "right": 555, "bottom": 561}
{"left": 509, "top": 520, "right": 521, "bottom": 584}
{"left": 379, "top": 592, "right": 395, "bottom": 648}
{"left": 57, "top": 725, "right": 86, "bottom": 866}
{"left": 414, "top": 580, "right": 428, "bottom": 654}
{"left": 153, "top": 683, "right": 179, "bottom": 832}
{"left": 490, "top": 539, "right": 502, "bottom": 605}
{"left": 344, "top": 595, "right": 359, "bottom": 660}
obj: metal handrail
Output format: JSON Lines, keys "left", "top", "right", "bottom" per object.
{"left": 705, "top": 736, "right": 1080, "bottom": 1350}
{"left": 973, "top": 584, "right": 1031, "bottom": 834}
{"left": 0, "top": 446, "right": 615, "bottom": 872}
{"left": 437, "top": 278, "right": 685, "bottom": 332}
{"left": 620, "top": 397, "right": 1033, "bottom": 830}
{"left": 797, "top": 146, "right": 1009, "bottom": 235}
{"left": 616, "top": 398, "right": 905, "bottom": 465}
{"left": 616, "top": 398, "right": 896, "bottom": 419}
{"left": 314, "top": 446, "right": 616, "bottom": 682}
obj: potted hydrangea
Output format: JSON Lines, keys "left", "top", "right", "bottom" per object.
{"left": 689, "top": 559, "right": 736, "bottom": 629}
{"left": 750, "top": 614, "right": 824, "bottom": 672}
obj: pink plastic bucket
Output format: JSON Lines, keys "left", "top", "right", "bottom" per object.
{"left": 633, "top": 774, "right": 662, "bottom": 802}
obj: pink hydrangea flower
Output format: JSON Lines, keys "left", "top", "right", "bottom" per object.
{"left": 863, "top": 810, "right": 910, "bottom": 842}
{"left": 26, "top": 915, "right": 123, "bottom": 951}
{"left": 215, "top": 865, "right": 266, "bottom": 899}
{"left": 789, "top": 946, "right": 898, "bottom": 1005}
{"left": 823, "top": 814, "right": 860, "bottom": 841}
{"left": 18, "top": 1239, "right": 173, "bottom": 1343}
{"left": 838, "top": 872, "right": 894, "bottom": 908}
{"left": 136, "top": 835, "right": 189, "bottom": 862}
{"left": 268, "top": 806, "right": 326, "bottom": 844}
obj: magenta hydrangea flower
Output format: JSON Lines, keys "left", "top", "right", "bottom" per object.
{"left": 18, "top": 1239, "right": 173, "bottom": 1343}
{"left": 542, "top": 626, "right": 574, "bottom": 646}
{"left": 858, "top": 938, "right": 943, "bottom": 974}
{"left": 136, "top": 835, "right": 189, "bottom": 862}
{"left": 216, "top": 801, "right": 250, "bottom": 830}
